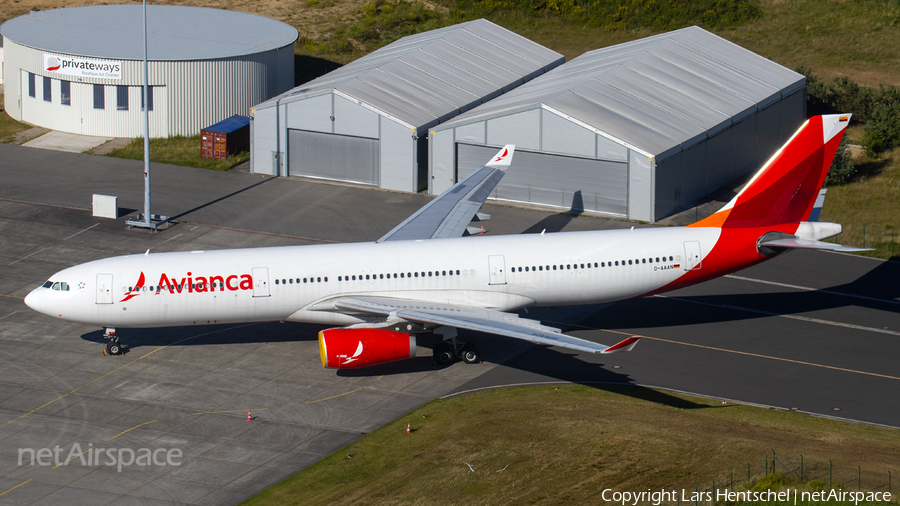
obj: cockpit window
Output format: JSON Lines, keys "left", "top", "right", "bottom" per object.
{"left": 42, "top": 281, "right": 53, "bottom": 288}
{"left": 52, "top": 282, "right": 60, "bottom": 290}
{"left": 60, "top": 282, "right": 69, "bottom": 291}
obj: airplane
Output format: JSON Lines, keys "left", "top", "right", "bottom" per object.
{"left": 25, "top": 114, "right": 865, "bottom": 369}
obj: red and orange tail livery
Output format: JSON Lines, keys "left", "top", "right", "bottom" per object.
{"left": 690, "top": 115, "right": 851, "bottom": 230}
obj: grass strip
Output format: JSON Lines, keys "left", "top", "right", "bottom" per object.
{"left": 241, "top": 384, "right": 900, "bottom": 505}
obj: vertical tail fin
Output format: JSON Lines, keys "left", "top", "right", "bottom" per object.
{"left": 689, "top": 114, "right": 850, "bottom": 229}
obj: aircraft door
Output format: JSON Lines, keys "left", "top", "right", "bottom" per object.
{"left": 96, "top": 274, "right": 113, "bottom": 304}
{"left": 684, "top": 241, "right": 702, "bottom": 271}
{"left": 252, "top": 267, "right": 270, "bottom": 297}
{"left": 488, "top": 255, "right": 507, "bottom": 285}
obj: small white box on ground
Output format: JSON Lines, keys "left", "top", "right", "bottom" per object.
{"left": 92, "top": 194, "right": 118, "bottom": 219}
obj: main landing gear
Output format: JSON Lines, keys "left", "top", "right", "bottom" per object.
{"left": 432, "top": 327, "right": 480, "bottom": 366}
{"left": 103, "top": 327, "right": 123, "bottom": 356}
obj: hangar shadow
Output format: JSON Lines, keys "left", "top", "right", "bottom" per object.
{"left": 295, "top": 55, "right": 342, "bottom": 87}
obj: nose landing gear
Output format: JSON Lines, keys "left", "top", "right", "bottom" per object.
{"left": 103, "top": 327, "right": 124, "bottom": 356}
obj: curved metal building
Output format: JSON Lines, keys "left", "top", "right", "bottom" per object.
{"left": 0, "top": 5, "right": 297, "bottom": 137}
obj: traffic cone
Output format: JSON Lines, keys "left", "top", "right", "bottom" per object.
{"left": 406, "top": 423, "right": 411, "bottom": 434}
{"left": 247, "top": 410, "right": 252, "bottom": 421}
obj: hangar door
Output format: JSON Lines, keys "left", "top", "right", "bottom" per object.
{"left": 456, "top": 144, "right": 628, "bottom": 216}
{"left": 288, "top": 130, "right": 379, "bottom": 186}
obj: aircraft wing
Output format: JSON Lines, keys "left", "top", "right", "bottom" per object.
{"left": 321, "top": 295, "right": 640, "bottom": 354}
{"left": 377, "top": 145, "right": 514, "bottom": 242}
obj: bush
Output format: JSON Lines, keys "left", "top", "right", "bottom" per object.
{"left": 799, "top": 65, "right": 900, "bottom": 156}
{"left": 861, "top": 101, "right": 900, "bottom": 157}
{"left": 825, "top": 136, "right": 856, "bottom": 186}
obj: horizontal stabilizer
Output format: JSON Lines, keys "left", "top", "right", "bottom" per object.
{"left": 758, "top": 237, "right": 872, "bottom": 252}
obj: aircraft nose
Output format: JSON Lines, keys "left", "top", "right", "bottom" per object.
{"left": 24, "top": 289, "right": 41, "bottom": 312}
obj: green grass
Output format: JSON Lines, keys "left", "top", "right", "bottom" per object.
{"left": 105, "top": 136, "right": 249, "bottom": 171}
{"left": 241, "top": 385, "right": 900, "bottom": 505}
{"left": 0, "top": 94, "right": 35, "bottom": 143}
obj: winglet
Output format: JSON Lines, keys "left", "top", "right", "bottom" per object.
{"left": 485, "top": 145, "right": 515, "bottom": 169}
{"left": 601, "top": 336, "right": 641, "bottom": 354}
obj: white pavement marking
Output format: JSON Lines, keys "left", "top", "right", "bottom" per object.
{"left": 657, "top": 294, "right": 900, "bottom": 337}
{"left": 8, "top": 248, "right": 47, "bottom": 266}
{"left": 724, "top": 274, "right": 900, "bottom": 306}
{"left": 63, "top": 223, "right": 100, "bottom": 241}
{"left": 162, "top": 233, "right": 183, "bottom": 243}
{"left": 0, "top": 311, "right": 18, "bottom": 321}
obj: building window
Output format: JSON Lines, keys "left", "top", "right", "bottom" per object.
{"left": 93, "top": 85, "right": 105, "bottom": 109}
{"left": 141, "top": 86, "right": 153, "bottom": 111}
{"left": 28, "top": 73, "right": 36, "bottom": 98}
{"left": 60, "top": 81, "right": 71, "bottom": 106}
{"left": 117, "top": 86, "right": 128, "bottom": 111}
{"left": 43, "top": 77, "right": 52, "bottom": 102}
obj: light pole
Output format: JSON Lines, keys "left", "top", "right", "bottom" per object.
{"left": 126, "top": 0, "right": 169, "bottom": 232}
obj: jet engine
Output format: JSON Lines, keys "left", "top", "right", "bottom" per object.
{"left": 318, "top": 328, "right": 416, "bottom": 369}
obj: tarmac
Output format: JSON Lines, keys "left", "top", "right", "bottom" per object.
{"left": 1, "top": 141, "right": 899, "bottom": 505}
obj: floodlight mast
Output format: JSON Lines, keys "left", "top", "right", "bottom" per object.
{"left": 126, "top": 0, "right": 169, "bottom": 232}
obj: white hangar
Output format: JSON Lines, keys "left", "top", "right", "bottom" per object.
{"left": 250, "top": 19, "right": 564, "bottom": 192}
{"left": 0, "top": 5, "right": 297, "bottom": 138}
{"left": 429, "top": 26, "right": 807, "bottom": 222}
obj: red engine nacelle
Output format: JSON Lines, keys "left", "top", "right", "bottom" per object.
{"left": 318, "top": 328, "right": 416, "bottom": 369}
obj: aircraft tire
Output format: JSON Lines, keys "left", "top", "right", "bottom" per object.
{"left": 434, "top": 342, "right": 456, "bottom": 365}
{"left": 461, "top": 345, "right": 479, "bottom": 364}
{"left": 107, "top": 341, "right": 121, "bottom": 356}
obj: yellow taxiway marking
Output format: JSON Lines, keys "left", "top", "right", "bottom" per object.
{"left": 0, "top": 479, "right": 31, "bottom": 497}
{"left": 52, "top": 449, "right": 91, "bottom": 470}
{"left": 0, "top": 346, "right": 170, "bottom": 430}
{"left": 0, "top": 324, "right": 259, "bottom": 429}
{"left": 601, "top": 329, "right": 900, "bottom": 381}
{"left": 192, "top": 408, "right": 270, "bottom": 416}
{"left": 306, "top": 388, "right": 361, "bottom": 404}
{"left": 111, "top": 419, "right": 158, "bottom": 440}
{"left": 0, "top": 294, "right": 24, "bottom": 299}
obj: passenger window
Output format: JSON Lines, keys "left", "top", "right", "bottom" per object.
{"left": 642, "top": 259, "right": 646, "bottom": 264}
{"left": 525, "top": 267, "right": 529, "bottom": 272}
{"left": 317, "top": 277, "right": 321, "bottom": 282}
{"left": 552, "top": 265, "right": 557, "bottom": 270}
{"left": 324, "top": 277, "right": 328, "bottom": 282}
{"left": 400, "top": 273, "right": 404, "bottom": 278}
{"left": 669, "top": 256, "right": 674, "bottom": 261}
{"left": 567, "top": 265, "right": 571, "bottom": 269}
{"left": 538, "top": 266, "right": 543, "bottom": 271}
{"left": 442, "top": 271, "right": 446, "bottom": 276}
{"left": 456, "top": 270, "right": 460, "bottom": 275}
{"left": 414, "top": 272, "right": 419, "bottom": 277}
{"left": 614, "top": 261, "right": 618, "bottom": 266}
{"left": 628, "top": 260, "right": 632, "bottom": 265}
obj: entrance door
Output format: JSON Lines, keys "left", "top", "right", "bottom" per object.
{"left": 683, "top": 241, "right": 702, "bottom": 271}
{"left": 96, "top": 274, "right": 113, "bottom": 304}
{"left": 252, "top": 267, "right": 270, "bottom": 297}
{"left": 488, "top": 255, "right": 507, "bottom": 285}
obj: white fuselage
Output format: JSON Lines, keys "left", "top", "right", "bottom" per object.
{"left": 25, "top": 226, "right": 721, "bottom": 329}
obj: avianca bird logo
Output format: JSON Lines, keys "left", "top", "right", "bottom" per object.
{"left": 46, "top": 56, "right": 61, "bottom": 72}
{"left": 341, "top": 341, "right": 364, "bottom": 365}
{"left": 120, "top": 272, "right": 145, "bottom": 303}
{"left": 493, "top": 148, "right": 508, "bottom": 162}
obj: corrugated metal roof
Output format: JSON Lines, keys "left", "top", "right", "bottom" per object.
{"left": 256, "top": 19, "right": 564, "bottom": 129}
{"left": 0, "top": 5, "right": 298, "bottom": 60}
{"left": 436, "top": 26, "right": 805, "bottom": 159}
